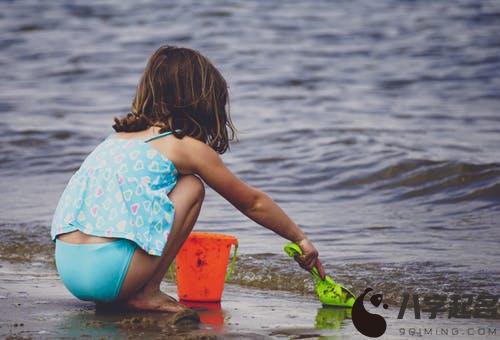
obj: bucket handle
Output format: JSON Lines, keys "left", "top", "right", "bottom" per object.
{"left": 225, "top": 243, "right": 238, "bottom": 282}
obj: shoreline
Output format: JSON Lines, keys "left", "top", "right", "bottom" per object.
{"left": 1, "top": 262, "right": 499, "bottom": 339}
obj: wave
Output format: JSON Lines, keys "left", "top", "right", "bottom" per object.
{"left": 1, "top": 226, "right": 497, "bottom": 305}
{"left": 332, "top": 159, "right": 500, "bottom": 204}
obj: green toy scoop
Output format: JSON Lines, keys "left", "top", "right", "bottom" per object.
{"left": 284, "top": 242, "right": 356, "bottom": 308}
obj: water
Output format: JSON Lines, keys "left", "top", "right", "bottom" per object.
{"left": 1, "top": 0, "right": 499, "bottom": 304}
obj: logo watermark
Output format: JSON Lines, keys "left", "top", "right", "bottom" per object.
{"left": 399, "top": 327, "right": 497, "bottom": 337}
{"left": 352, "top": 288, "right": 389, "bottom": 337}
{"left": 351, "top": 288, "right": 499, "bottom": 338}
{"left": 398, "top": 292, "right": 498, "bottom": 319}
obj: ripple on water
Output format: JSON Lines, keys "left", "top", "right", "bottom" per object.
{"left": 0, "top": 0, "right": 499, "bottom": 295}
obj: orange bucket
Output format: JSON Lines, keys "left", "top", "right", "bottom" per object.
{"left": 176, "top": 232, "right": 238, "bottom": 302}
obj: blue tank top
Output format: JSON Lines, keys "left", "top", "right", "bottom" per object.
{"left": 50, "top": 131, "right": 178, "bottom": 256}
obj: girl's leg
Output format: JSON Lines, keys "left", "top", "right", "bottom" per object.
{"left": 116, "top": 175, "right": 205, "bottom": 312}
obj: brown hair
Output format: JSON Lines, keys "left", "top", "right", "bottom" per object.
{"left": 112, "top": 45, "right": 236, "bottom": 154}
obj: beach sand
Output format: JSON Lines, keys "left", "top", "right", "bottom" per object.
{"left": 1, "top": 262, "right": 498, "bottom": 340}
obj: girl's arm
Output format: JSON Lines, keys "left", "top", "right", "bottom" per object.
{"left": 182, "top": 138, "right": 326, "bottom": 279}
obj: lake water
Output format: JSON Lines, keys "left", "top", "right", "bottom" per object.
{"left": 1, "top": 0, "right": 499, "bottom": 308}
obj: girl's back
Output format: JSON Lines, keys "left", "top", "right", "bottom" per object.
{"left": 51, "top": 129, "right": 178, "bottom": 256}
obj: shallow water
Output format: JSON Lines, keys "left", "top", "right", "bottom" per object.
{"left": 1, "top": 0, "right": 499, "bottom": 305}
{"left": 1, "top": 265, "right": 499, "bottom": 339}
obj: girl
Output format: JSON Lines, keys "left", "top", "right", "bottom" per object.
{"left": 51, "top": 46, "right": 325, "bottom": 313}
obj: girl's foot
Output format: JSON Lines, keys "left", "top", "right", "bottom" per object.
{"left": 125, "top": 289, "right": 186, "bottom": 313}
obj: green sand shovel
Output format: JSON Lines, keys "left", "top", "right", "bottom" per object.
{"left": 284, "top": 243, "right": 356, "bottom": 308}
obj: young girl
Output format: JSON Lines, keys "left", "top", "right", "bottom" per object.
{"left": 50, "top": 45, "right": 325, "bottom": 313}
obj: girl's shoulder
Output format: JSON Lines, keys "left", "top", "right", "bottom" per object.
{"left": 163, "top": 134, "right": 220, "bottom": 176}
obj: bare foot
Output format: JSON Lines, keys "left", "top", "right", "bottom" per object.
{"left": 125, "top": 289, "right": 186, "bottom": 313}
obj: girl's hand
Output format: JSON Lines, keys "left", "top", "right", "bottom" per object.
{"left": 295, "top": 238, "right": 326, "bottom": 280}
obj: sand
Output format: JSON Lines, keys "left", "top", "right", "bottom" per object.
{"left": 0, "top": 262, "right": 498, "bottom": 340}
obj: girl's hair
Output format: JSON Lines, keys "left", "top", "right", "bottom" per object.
{"left": 112, "top": 45, "right": 236, "bottom": 154}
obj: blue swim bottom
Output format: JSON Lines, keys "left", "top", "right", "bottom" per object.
{"left": 55, "top": 238, "right": 137, "bottom": 302}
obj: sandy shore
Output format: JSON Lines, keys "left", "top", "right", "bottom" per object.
{"left": 1, "top": 262, "right": 498, "bottom": 339}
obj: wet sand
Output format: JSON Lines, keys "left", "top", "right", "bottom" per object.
{"left": 1, "top": 262, "right": 498, "bottom": 340}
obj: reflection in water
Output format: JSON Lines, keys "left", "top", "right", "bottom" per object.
{"left": 265, "top": 307, "right": 350, "bottom": 340}
{"left": 181, "top": 301, "right": 225, "bottom": 331}
{"left": 53, "top": 306, "right": 203, "bottom": 338}
{"left": 54, "top": 311, "right": 124, "bottom": 339}
{"left": 315, "top": 306, "right": 352, "bottom": 330}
